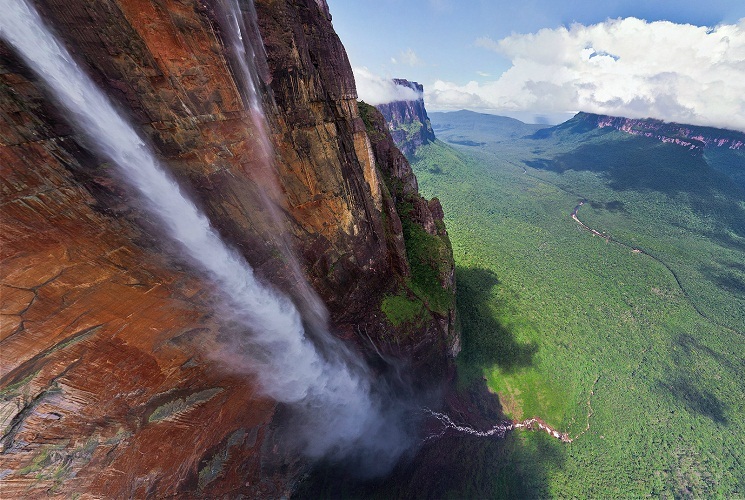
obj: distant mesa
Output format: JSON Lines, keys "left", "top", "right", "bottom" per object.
{"left": 374, "top": 79, "right": 436, "bottom": 156}
{"left": 541, "top": 112, "right": 745, "bottom": 152}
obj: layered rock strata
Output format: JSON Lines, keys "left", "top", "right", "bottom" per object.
{"left": 586, "top": 112, "right": 745, "bottom": 151}
{"left": 0, "top": 0, "right": 456, "bottom": 496}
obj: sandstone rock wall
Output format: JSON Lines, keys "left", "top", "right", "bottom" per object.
{"left": 0, "top": 0, "right": 455, "bottom": 495}
{"left": 359, "top": 102, "right": 459, "bottom": 369}
{"left": 587, "top": 112, "right": 745, "bottom": 151}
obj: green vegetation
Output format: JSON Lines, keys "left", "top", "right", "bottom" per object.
{"left": 381, "top": 293, "right": 424, "bottom": 327}
{"left": 357, "top": 101, "right": 387, "bottom": 143}
{"left": 148, "top": 388, "right": 223, "bottom": 423}
{"left": 358, "top": 101, "right": 456, "bottom": 331}
{"left": 0, "top": 370, "right": 39, "bottom": 399}
{"left": 198, "top": 429, "right": 246, "bottom": 490}
{"left": 409, "top": 122, "right": 745, "bottom": 498}
{"left": 379, "top": 205, "right": 455, "bottom": 328}
{"left": 396, "top": 118, "right": 425, "bottom": 142}
{"left": 400, "top": 217, "right": 454, "bottom": 315}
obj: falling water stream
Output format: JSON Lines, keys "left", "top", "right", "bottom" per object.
{"left": 0, "top": 0, "right": 580, "bottom": 478}
{"left": 0, "top": 0, "right": 414, "bottom": 468}
{"left": 214, "top": 0, "right": 330, "bottom": 333}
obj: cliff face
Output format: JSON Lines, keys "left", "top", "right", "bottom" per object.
{"left": 375, "top": 79, "right": 436, "bottom": 156}
{"left": 582, "top": 112, "right": 745, "bottom": 151}
{"left": 359, "top": 102, "right": 459, "bottom": 369}
{"left": 0, "top": 0, "right": 455, "bottom": 496}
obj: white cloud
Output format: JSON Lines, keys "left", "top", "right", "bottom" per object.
{"left": 353, "top": 67, "right": 422, "bottom": 105}
{"left": 393, "top": 48, "right": 425, "bottom": 67}
{"left": 428, "top": 18, "right": 745, "bottom": 132}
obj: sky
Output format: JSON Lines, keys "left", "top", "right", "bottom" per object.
{"left": 325, "top": 0, "right": 745, "bottom": 129}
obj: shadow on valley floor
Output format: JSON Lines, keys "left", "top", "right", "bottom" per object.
{"left": 702, "top": 264, "right": 745, "bottom": 300}
{"left": 293, "top": 267, "right": 562, "bottom": 499}
{"left": 524, "top": 137, "right": 745, "bottom": 244}
{"left": 456, "top": 266, "right": 537, "bottom": 380}
{"left": 653, "top": 333, "right": 734, "bottom": 425}
{"left": 655, "top": 376, "right": 729, "bottom": 425}
{"left": 294, "top": 429, "right": 564, "bottom": 499}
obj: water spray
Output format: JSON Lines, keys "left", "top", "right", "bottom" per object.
{"left": 0, "top": 0, "right": 411, "bottom": 470}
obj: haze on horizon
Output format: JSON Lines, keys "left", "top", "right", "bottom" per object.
{"left": 327, "top": 0, "right": 745, "bottom": 131}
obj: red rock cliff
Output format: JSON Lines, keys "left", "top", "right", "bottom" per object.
{"left": 0, "top": 0, "right": 456, "bottom": 496}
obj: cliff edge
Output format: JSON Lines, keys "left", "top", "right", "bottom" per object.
{"left": 0, "top": 0, "right": 455, "bottom": 496}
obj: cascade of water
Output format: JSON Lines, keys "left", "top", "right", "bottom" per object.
{"left": 0, "top": 0, "right": 411, "bottom": 468}
{"left": 214, "top": 0, "right": 330, "bottom": 331}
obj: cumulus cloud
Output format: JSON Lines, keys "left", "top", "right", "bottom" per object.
{"left": 428, "top": 17, "right": 745, "bottom": 131}
{"left": 353, "top": 67, "right": 422, "bottom": 105}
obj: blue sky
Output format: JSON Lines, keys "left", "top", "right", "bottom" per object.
{"left": 326, "top": 0, "right": 745, "bottom": 128}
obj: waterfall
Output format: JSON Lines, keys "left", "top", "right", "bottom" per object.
{"left": 0, "top": 0, "right": 412, "bottom": 470}
{"left": 214, "top": 0, "right": 330, "bottom": 332}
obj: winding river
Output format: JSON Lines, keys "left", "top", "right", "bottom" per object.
{"left": 571, "top": 201, "right": 743, "bottom": 336}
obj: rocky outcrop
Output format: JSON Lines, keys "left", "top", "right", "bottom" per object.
{"left": 359, "top": 102, "right": 459, "bottom": 365}
{"left": 375, "top": 79, "right": 436, "bottom": 156}
{"left": 0, "top": 0, "right": 455, "bottom": 496}
{"left": 582, "top": 112, "right": 745, "bottom": 151}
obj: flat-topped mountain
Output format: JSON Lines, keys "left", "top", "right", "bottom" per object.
{"left": 429, "top": 110, "right": 547, "bottom": 145}
{"left": 374, "top": 79, "right": 436, "bottom": 156}
{"left": 536, "top": 111, "right": 745, "bottom": 151}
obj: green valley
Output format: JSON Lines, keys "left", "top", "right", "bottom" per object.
{"left": 409, "top": 113, "right": 745, "bottom": 497}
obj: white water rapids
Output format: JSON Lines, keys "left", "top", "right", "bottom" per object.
{"left": 423, "top": 409, "right": 573, "bottom": 443}
{"left": 0, "top": 0, "right": 411, "bottom": 469}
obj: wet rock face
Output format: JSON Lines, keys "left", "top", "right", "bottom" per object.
{"left": 1, "top": 0, "right": 455, "bottom": 495}
{"left": 375, "top": 79, "right": 436, "bottom": 156}
{"left": 253, "top": 0, "right": 395, "bottom": 322}
{"left": 0, "top": 54, "right": 282, "bottom": 496}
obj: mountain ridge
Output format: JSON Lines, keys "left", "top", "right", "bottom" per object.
{"left": 429, "top": 109, "right": 547, "bottom": 145}
{"left": 537, "top": 111, "right": 745, "bottom": 151}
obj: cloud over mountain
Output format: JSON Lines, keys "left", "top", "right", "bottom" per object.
{"left": 428, "top": 17, "right": 745, "bottom": 131}
{"left": 353, "top": 67, "right": 422, "bottom": 105}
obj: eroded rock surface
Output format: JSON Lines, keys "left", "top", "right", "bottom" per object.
{"left": 1, "top": 0, "right": 456, "bottom": 496}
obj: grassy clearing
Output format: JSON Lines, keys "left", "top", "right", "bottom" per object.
{"left": 400, "top": 217, "right": 454, "bottom": 315}
{"left": 410, "top": 133, "right": 745, "bottom": 497}
{"left": 381, "top": 293, "right": 424, "bottom": 327}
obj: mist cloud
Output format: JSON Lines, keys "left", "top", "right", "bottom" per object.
{"left": 429, "top": 17, "right": 745, "bottom": 132}
{"left": 354, "top": 66, "right": 423, "bottom": 105}
{"left": 0, "top": 0, "right": 420, "bottom": 476}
